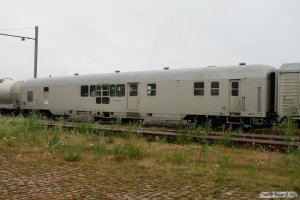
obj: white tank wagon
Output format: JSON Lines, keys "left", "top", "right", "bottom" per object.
{"left": 19, "top": 64, "right": 277, "bottom": 127}
{"left": 0, "top": 78, "right": 23, "bottom": 112}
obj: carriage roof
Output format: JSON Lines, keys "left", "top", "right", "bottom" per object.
{"left": 22, "top": 64, "right": 276, "bottom": 86}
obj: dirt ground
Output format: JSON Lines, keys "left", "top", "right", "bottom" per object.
{"left": 0, "top": 153, "right": 256, "bottom": 200}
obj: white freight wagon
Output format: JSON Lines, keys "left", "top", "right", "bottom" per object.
{"left": 277, "top": 63, "right": 300, "bottom": 120}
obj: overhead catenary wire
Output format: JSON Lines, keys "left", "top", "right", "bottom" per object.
{"left": 0, "top": 32, "right": 35, "bottom": 40}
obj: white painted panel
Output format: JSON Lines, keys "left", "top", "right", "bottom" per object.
{"left": 279, "top": 73, "right": 299, "bottom": 116}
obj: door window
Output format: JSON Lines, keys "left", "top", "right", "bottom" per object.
{"left": 231, "top": 82, "right": 239, "bottom": 96}
{"left": 129, "top": 83, "right": 138, "bottom": 96}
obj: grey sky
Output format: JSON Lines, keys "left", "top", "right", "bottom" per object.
{"left": 1, "top": 0, "right": 300, "bottom": 80}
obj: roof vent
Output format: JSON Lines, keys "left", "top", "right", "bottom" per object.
{"left": 115, "top": 70, "right": 120, "bottom": 73}
{"left": 239, "top": 62, "right": 246, "bottom": 66}
{"left": 163, "top": 67, "right": 169, "bottom": 70}
{"left": 74, "top": 73, "right": 79, "bottom": 76}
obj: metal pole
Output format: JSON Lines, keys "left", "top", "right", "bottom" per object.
{"left": 0, "top": 26, "right": 38, "bottom": 78}
{"left": 34, "top": 26, "right": 38, "bottom": 78}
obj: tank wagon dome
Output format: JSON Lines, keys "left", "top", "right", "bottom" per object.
{"left": 21, "top": 64, "right": 276, "bottom": 87}
{"left": 279, "top": 63, "right": 300, "bottom": 72}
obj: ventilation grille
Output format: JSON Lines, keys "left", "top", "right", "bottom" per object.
{"left": 127, "top": 112, "right": 140, "bottom": 118}
{"left": 280, "top": 73, "right": 299, "bottom": 115}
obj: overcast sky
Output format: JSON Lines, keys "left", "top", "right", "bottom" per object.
{"left": 1, "top": 0, "right": 300, "bottom": 80}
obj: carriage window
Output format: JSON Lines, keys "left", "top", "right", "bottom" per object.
{"left": 231, "top": 82, "right": 239, "bottom": 96}
{"left": 90, "top": 85, "right": 96, "bottom": 97}
{"left": 81, "top": 85, "right": 89, "bottom": 97}
{"left": 102, "top": 85, "right": 109, "bottom": 96}
{"left": 102, "top": 97, "right": 110, "bottom": 104}
{"left": 96, "top": 97, "right": 101, "bottom": 104}
{"left": 116, "top": 84, "right": 125, "bottom": 97}
{"left": 147, "top": 83, "right": 156, "bottom": 96}
{"left": 110, "top": 85, "right": 116, "bottom": 97}
{"left": 43, "top": 87, "right": 49, "bottom": 98}
{"left": 194, "top": 82, "right": 204, "bottom": 96}
{"left": 211, "top": 82, "right": 219, "bottom": 96}
{"left": 258, "top": 87, "right": 261, "bottom": 112}
{"left": 44, "top": 87, "right": 49, "bottom": 92}
{"left": 96, "top": 85, "right": 101, "bottom": 96}
{"left": 27, "top": 91, "right": 33, "bottom": 102}
{"left": 130, "top": 83, "right": 138, "bottom": 96}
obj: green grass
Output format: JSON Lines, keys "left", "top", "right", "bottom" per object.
{"left": 0, "top": 114, "right": 299, "bottom": 197}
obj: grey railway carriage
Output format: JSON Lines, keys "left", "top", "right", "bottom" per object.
{"left": 2, "top": 63, "right": 300, "bottom": 127}
{"left": 18, "top": 64, "right": 277, "bottom": 127}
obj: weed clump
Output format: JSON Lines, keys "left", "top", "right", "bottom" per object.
{"left": 168, "top": 149, "right": 190, "bottom": 165}
{"left": 49, "top": 135, "right": 69, "bottom": 154}
{"left": 112, "top": 142, "right": 144, "bottom": 161}
{"left": 176, "top": 133, "right": 192, "bottom": 144}
{"left": 64, "top": 144, "right": 83, "bottom": 162}
{"left": 92, "top": 143, "right": 108, "bottom": 159}
{"left": 199, "top": 143, "right": 209, "bottom": 166}
{"left": 65, "top": 152, "right": 82, "bottom": 162}
{"left": 213, "top": 155, "right": 231, "bottom": 183}
{"left": 75, "top": 121, "right": 93, "bottom": 134}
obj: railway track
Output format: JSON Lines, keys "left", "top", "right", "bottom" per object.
{"left": 45, "top": 122, "right": 300, "bottom": 150}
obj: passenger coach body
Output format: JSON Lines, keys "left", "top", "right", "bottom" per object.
{"left": 20, "top": 64, "right": 276, "bottom": 126}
